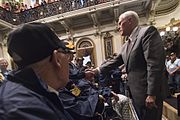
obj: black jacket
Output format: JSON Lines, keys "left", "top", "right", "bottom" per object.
{"left": 69, "top": 62, "right": 85, "bottom": 80}
{"left": 60, "top": 79, "right": 99, "bottom": 120}
{"left": 0, "top": 68, "right": 74, "bottom": 120}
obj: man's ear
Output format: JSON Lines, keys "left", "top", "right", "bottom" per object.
{"left": 128, "top": 17, "right": 132, "bottom": 24}
{"left": 52, "top": 50, "right": 61, "bottom": 68}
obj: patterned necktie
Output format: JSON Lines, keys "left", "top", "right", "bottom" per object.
{"left": 126, "top": 38, "right": 132, "bottom": 54}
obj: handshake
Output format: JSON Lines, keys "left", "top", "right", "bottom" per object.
{"left": 84, "top": 68, "right": 99, "bottom": 82}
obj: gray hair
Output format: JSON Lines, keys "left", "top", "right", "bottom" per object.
{"left": 119, "top": 11, "right": 139, "bottom": 25}
{"left": 28, "top": 56, "right": 51, "bottom": 75}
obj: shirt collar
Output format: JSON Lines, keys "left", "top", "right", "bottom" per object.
{"left": 48, "top": 85, "right": 59, "bottom": 96}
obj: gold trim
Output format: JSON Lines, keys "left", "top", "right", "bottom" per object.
{"left": 158, "top": 18, "right": 180, "bottom": 30}
{"left": 155, "top": 0, "right": 179, "bottom": 16}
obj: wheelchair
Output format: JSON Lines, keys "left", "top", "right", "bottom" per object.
{"left": 94, "top": 87, "right": 122, "bottom": 120}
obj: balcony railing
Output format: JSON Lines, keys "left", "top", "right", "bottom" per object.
{"left": 0, "top": 0, "right": 113, "bottom": 25}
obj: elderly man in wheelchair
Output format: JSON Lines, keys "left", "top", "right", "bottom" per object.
{"left": 59, "top": 42, "right": 138, "bottom": 120}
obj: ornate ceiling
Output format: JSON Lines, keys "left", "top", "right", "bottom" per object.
{"left": 0, "top": 0, "right": 179, "bottom": 34}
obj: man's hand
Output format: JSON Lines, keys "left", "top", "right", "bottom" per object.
{"left": 121, "top": 73, "right": 127, "bottom": 80}
{"left": 84, "top": 71, "right": 95, "bottom": 81}
{"left": 91, "top": 68, "right": 99, "bottom": 75}
{"left": 145, "top": 95, "right": 157, "bottom": 109}
{"left": 111, "top": 91, "right": 119, "bottom": 102}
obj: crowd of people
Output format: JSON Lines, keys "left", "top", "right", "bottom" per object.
{"left": 0, "top": 0, "right": 111, "bottom": 13}
{"left": 1, "top": 0, "right": 58, "bottom": 13}
{"left": 0, "top": 0, "right": 115, "bottom": 25}
{"left": 0, "top": 10, "right": 173, "bottom": 120}
{"left": 2, "top": 2, "right": 29, "bottom": 13}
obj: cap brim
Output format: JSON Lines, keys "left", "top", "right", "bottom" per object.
{"left": 68, "top": 50, "right": 76, "bottom": 54}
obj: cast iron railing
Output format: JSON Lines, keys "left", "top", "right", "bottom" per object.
{"left": 0, "top": 0, "right": 113, "bottom": 25}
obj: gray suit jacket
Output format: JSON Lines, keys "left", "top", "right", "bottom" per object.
{"left": 100, "top": 26, "right": 168, "bottom": 106}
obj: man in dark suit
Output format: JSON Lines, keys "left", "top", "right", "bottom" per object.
{"left": 94, "top": 11, "right": 167, "bottom": 120}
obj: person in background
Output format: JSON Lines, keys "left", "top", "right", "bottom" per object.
{"left": 166, "top": 52, "right": 180, "bottom": 92}
{"left": 85, "top": 61, "right": 94, "bottom": 70}
{"left": 58, "top": 43, "right": 99, "bottom": 120}
{"left": 93, "top": 11, "right": 167, "bottom": 120}
{"left": 0, "top": 58, "right": 11, "bottom": 86}
{"left": 74, "top": 56, "right": 86, "bottom": 72}
{"left": 97, "top": 56, "right": 114, "bottom": 87}
{"left": 110, "top": 53, "right": 125, "bottom": 94}
{"left": 110, "top": 64, "right": 125, "bottom": 94}
{"left": 63, "top": 44, "right": 132, "bottom": 120}
{"left": 0, "top": 58, "right": 11, "bottom": 78}
{"left": 66, "top": 47, "right": 94, "bottom": 81}
{"left": 0, "top": 23, "right": 74, "bottom": 120}
{"left": 165, "top": 55, "right": 170, "bottom": 65}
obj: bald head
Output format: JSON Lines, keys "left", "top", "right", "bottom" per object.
{"left": 118, "top": 11, "right": 139, "bottom": 36}
{"left": 119, "top": 11, "right": 139, "bottom": 25}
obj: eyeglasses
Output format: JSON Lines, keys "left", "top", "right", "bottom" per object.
{"left": 57, "top": 49, "right": 70, "bottom": 54}
{"left": 49, "top": 48, "right": 70, "bottom": 62}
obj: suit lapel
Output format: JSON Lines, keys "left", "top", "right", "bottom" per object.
{"left": 126, "top": 26, "right": 141, "bottom": 67}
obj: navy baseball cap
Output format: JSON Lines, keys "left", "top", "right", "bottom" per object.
{"left": 7, "top": 23, "right": 68, "bottom": 68}
{"left": 64, "top": 40, "right": 76, "bottom": 54}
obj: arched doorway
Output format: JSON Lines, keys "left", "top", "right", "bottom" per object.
{"left": 76, "top": 38, "right": 96, "bottom": 67}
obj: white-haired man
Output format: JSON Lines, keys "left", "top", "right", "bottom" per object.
{"left": 94, "top": 11, "right": 167, "bottom": 120}
{"left": 0, "top": 23, "right": 74, "bottom": 120}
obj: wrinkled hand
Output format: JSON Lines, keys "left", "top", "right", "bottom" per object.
{"left": 169, "top": 72, "right": 174, "bottom": 76}
{"left": 90, "top": 68, "right": 99, "bottom": 75}
{"left": 99, "top": 95, "right": 105, "bottom": 103}
{"left": 121, "top": 73, "right": 128, "bottom": 80}
{"left": 111, "top": 91, "right": 119, "bottom": 102}
{"left": 84, "top": 71, "right": 95, "bottom": 81}
{"left": 145, "top": 96, "right": 157, "bottom": 109}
